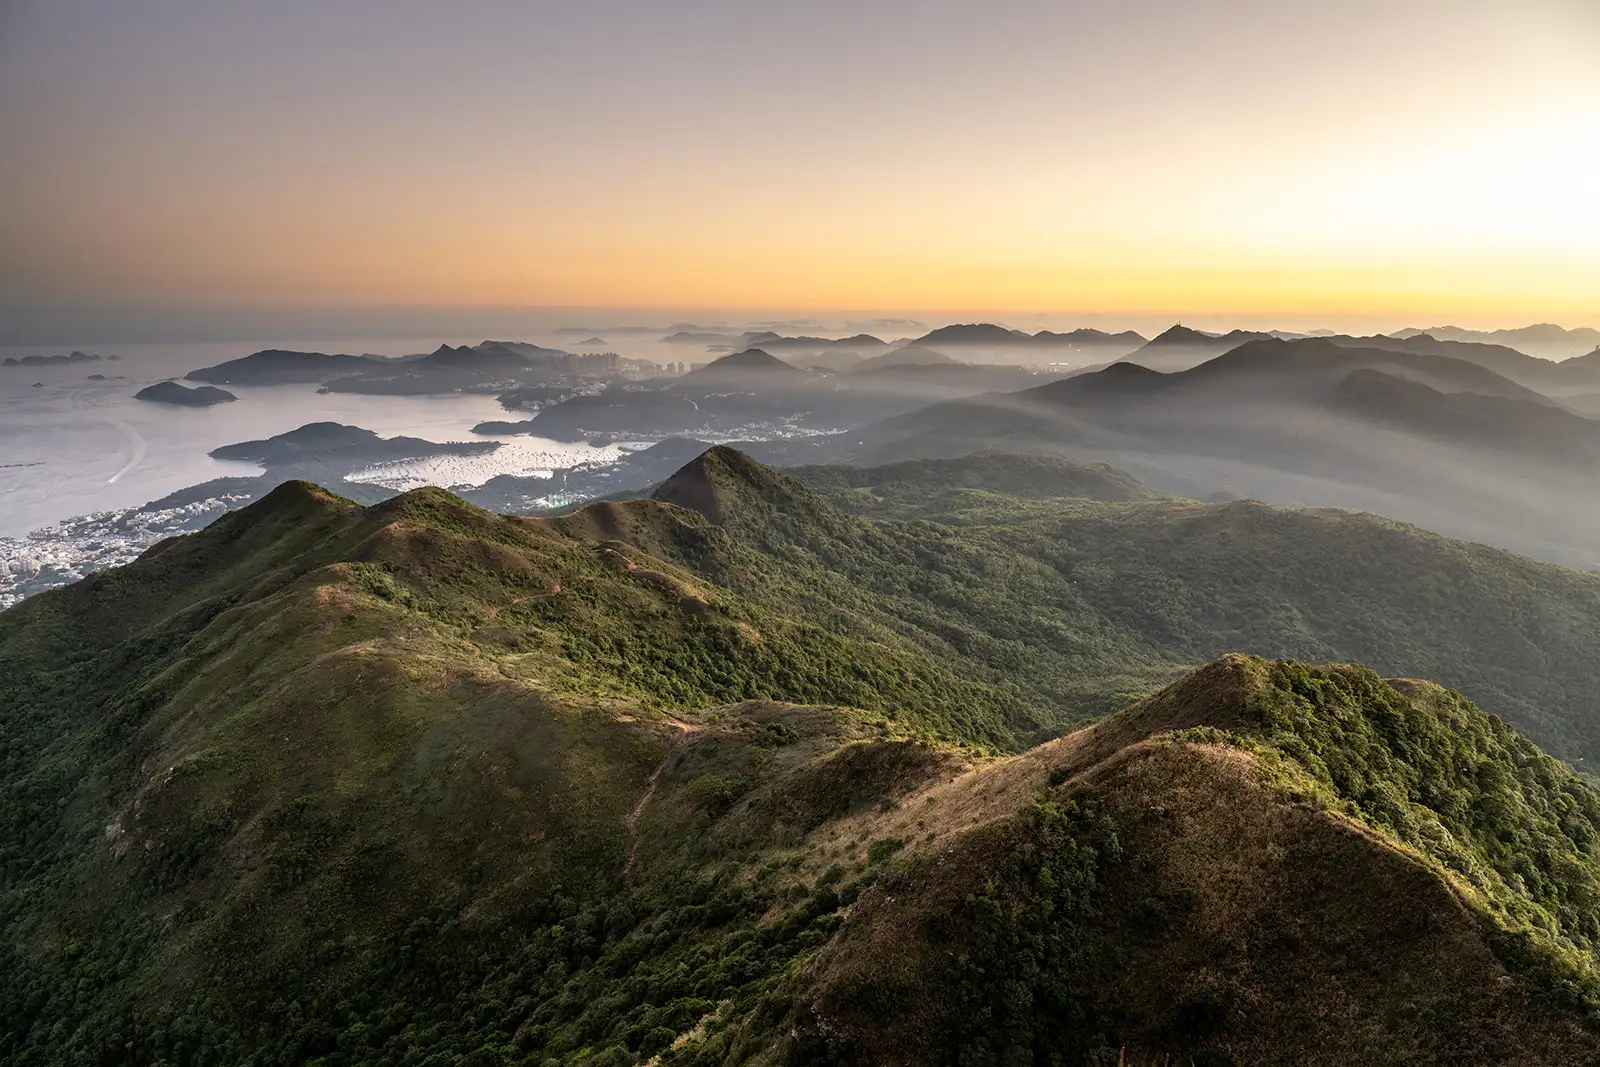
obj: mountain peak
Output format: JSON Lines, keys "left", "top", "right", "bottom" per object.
{"left": 653, "top": 445, "right": 830, "bottom": 528}
{"left": 653, "top": 446, "right": 785, "bottom": 524}
{"left": 1145, "top": 324, "right": 1220, "bottom": 345}
{"left": 1026, "top": 359, "right": 1169, "bottom": 403}
{"left": 719, "top": 348, "right": 794, "bottom": 368}
{"left": 252, "top": 477, "right": 354, "bottom": 514}
{"left": 1085, "top": 653, "right": 1266, "bottom": 755}
{"left": 915, "top": 323, "right": 1031, "bottom": 345}
{"left": 1099, "top": 359, "right": 1163, "bottom": 377}
{"left": 679, "top": 348, "right": 804, "bottom": 383}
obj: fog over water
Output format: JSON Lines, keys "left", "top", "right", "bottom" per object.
{"left": 0, "top": 316, "right": 1055, "bottom": 536}
{"left": 0, "top": 337, "right": 615, "bottom": 537}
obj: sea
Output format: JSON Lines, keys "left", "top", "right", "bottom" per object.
{"left": 0, "top": 337, "right": 629, "bottom": 539}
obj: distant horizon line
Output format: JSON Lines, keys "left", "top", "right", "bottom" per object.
{"left": 2, "top": 304, "right": 1597, "bottom": 348}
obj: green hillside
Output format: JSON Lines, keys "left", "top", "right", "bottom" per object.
{"left": 789, "top": 657, "right": 1600, "bottom": 1066}
{"left": 645, "top": 449, "right": 1600, "bottom": 761}
{"left": 5, "top": 450, "right": 1600, "bottom": 1063}
{"left": 787, "top": 450, "right": 1158, "bottom": 506}
{"left": 0, "top": 479, "right": 1027, "bottom": 1065}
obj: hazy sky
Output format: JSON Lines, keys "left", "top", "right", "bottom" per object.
{"left": 1, "top": 0, "right": 1596, "bottom": 326}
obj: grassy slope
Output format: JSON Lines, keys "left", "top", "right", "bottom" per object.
{"left": 0, "top": 481, "right": 1019, "bottom": 1065}
{"left": 787, "top": 657, "right": 1600, "bottom": 1067}
{"left": 5, "top": 454, "right": 1600, "bottom": 1063}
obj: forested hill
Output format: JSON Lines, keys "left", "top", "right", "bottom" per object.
{"left": 4, "top": 450, "right": 1600, "bottom": 1063}
{"left": 648, "top": 447, "right": 1600, "bottom": 762}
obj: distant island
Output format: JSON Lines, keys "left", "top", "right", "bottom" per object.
{"left": 209, "top": 421, "right": 500, "bottom": 467}
{"left": 135, "top": 381, "right": 238, "bottom": 406}
{"left": 757, "top": 333, "right": 888, "bottom": 352}
{"left": 912, "top": 324, "right": 1148, "bottom": 352}
{"left": 3, "top": 350, "right": 117, "bottom": 367}
{"left": 185, "top": 349, "right": 390, "bottom": 385}
{"left": 677, "top": 347, "right": 804, "bottom": 385}
{"left": 471, "top": 419, "right": 540, "bottom": 435}
{"left": 183, "top": 341, "right": 655, "bottom": 397}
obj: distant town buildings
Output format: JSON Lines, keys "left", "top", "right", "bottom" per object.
{"left": 563, "top": 350, "right": 621, "bottom": 376}
{"left": 0, "top": 497, "right": 245, "bottom": 610}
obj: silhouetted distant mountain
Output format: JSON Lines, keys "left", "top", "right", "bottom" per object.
{"left": 1329, "top": 333, "right": 1600, "bottom": 393}
{"left": 1031, "top": 327, "right": 1149, "bottom": 347}
{"left": 1392, "top": 323, "right": 1600, "bottom": 359}
{"left": 1031, "top": 338, "right": 1550, "bottom": 408}
{"left": 916, "top": 323, "right": 1035, "bottom": 346}
{"left": 3, "top": 350, "right": 108, "bottom": 367}
{"left": 322, "top": 341, "right": 576, "bottom": 396}
{"left": 756, "top": 333, "right": 888, "bottom": 352}
{"left": 678, "top": 348, "right": 806, "bottom": 386}
{"left": 1142, "top": 324, "right": 1219, "bottom": 345}
{"left": 1128, "top": 325, "right": 1275, "bottom": 369}
{"left": 1329, "top": 368, "right": 1600, "bottom": 465}
{"left": 134, "top": 381, "right": 237, "bottom": 406}
{"left": 911, "top": 324, "right": 1146, "bottom": 353}
{"left": 476, "top": 339, "right": 570, "bottom": 359}
{"left": 1537, "top": 345, "right": 1600, "bottom": 387}
{"left": 505, "top": 340, "right": 1048, "bottom": 442}
{"left": 790, "top": 336, "right": 1600, "bottom": 566}
{"left": 186, "top": 349, "right": 386, "bottom": 385}
{"left": 734, "top": 330, "right": 784, "bottom": 349}
{"left": 418, "top": 342, "right": 529, "bottom": 369}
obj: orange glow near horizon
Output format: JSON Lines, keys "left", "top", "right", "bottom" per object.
{"left": 0, "top": 1, "right": 1596, "bottom": 328}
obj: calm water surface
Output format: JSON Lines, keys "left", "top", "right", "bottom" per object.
{"left": 0, "top": 338, "right": 618, "bottom": 537}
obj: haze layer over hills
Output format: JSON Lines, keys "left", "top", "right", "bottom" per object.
{"left": 760, "top": 332, "right": 1600, "bottom": 569}
{"left": 30, "top": 315, "right": 1600, "bottom": 575}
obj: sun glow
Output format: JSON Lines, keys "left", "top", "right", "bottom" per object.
{"left": 1248, "top": 111, "right": 1600, "bottom": 253}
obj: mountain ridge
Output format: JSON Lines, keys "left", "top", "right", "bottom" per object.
{"left": 185, "top": 349, "right": 386, "bottom": 385}
{"left": 912, "top": 323, "right": 1147, "bottom": 350}
{"left": 814, "top": 336, "right": 1600, "bottom": 566}
{"left": 8, "top": 453, "right": 1600, "bottom": 1062}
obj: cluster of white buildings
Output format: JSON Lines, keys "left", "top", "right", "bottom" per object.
{"left": 0, "top": 496, "right": 246, "bottom": 610}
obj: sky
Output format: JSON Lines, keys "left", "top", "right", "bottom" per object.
{"left": 0, "top": 0, "right": 1596, "bottom": 331}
